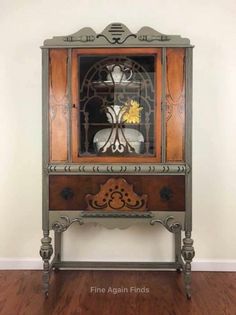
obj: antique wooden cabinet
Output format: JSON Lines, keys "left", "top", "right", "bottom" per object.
{"left": 40, "top": 23, "right": 195, "bottom": 298}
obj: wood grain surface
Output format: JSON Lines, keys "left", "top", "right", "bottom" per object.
{"left": 86, "top": 177, "right": 148, "bottom": 211}
{"left": 166, "top": 48, "right": 185, "bottom": 162}
{"left": 49, "top": 49, "right": 68, "bottom": 162}
{"left": 49, "top": 175, "right": 185, "bottom": 211}
{"left": 0, "top": 271, "right": 235, "bottom": 315}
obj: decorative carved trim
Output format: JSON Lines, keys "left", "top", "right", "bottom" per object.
{"left": 43, "top": 23, "right": 191, "bottom": 48}
{"left": 86, "top": 178, "right": 147, "bottom": 211}
{"left": 182, "top": 236, "right": 195, "bottom": 261}
{"left": 40, "top": 236, "right": 53, "bottom": 296}
{"left": 150, "top": 216, "right": 182, "bottom": 233}
{"left": 81, "top": 211, "right": 153, "bottom": 218}
{"left": 181, "top": 232, "right": 195, "bottom": 299}
{"left": 40, "top": 236, "right": 53, "bottom": 260}
{"left": 47, "top": 163, "right": 189, "bottom": 174}
{"left": 64, "top": 35, "right": 95, "bottom": 43}
{"left": 96, "top": 23, "right": 137, "bottom": 44}
{"left": 138, "top": 34, "right": 170, "bottom": 42}
{"left": 51, "top": 216, "right": 84, "bottom": 232}
{"left": 49, "top": 211, "right": 185, "bottom": 230}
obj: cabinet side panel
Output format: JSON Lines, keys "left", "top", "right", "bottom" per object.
{"left": 166, "top": 48, "right": 185, "bottom": 162}
{"left": 49, "top": 49, "right": 68, "bottom": 161}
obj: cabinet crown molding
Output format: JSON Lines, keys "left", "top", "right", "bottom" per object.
{"left": 42, "top": 22, "right": 192, "bottom": 48}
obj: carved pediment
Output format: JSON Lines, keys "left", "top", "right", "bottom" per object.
{"left": 86, "top": 178, "right": 148, "bottom": 211}
{"left": 96, "top": 23, "right": 136, "bottom": 44}
{"left": 43, "top": 23, "right": 191, "bottom": 47}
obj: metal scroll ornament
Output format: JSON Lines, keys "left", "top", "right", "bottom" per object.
{"left": 94, "top": 100, "right": 144, "bottom": 154}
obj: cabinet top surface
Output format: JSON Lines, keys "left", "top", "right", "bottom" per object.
{"left": 42, "top": 23, "right": 192, "bottom": 48}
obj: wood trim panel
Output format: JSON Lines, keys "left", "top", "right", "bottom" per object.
{"left": 49, "top": 175, "right": 185, "bottom": 211}
{"left": 71, "top": 48, "right": 162, "bottom": 163}
{"left": 49, "top": 49, "right": 68, "bottom": 162}
{"left": 166, "top": 48, "right": 185, "bottom": 162}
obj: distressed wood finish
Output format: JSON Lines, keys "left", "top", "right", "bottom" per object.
{"left": 49, "top": 49, "right": 68, "bottom": 162}
{"left": 166, "top": 48, "right": 185, "bottom": 162}
{"left": 49, "top": 175, "right": 185, "bottom": 211}
{"left": 86, "top": 178, "right": 148, "bottom": 211}
{"left": 71, "top": 48, "right": 162, "bottom": 163}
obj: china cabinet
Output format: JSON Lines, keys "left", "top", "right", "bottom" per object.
{"left": 40, "top": 23, "right": 195, "bottom": 298}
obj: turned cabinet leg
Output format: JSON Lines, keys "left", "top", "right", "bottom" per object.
{"left": 175, "top": 230, "right": 182, "bottom": 272}
{"left": 40, "top": 232, "right": 53, "bottom": 297}
{"left": 181, "top": 231, "right": 195, "bottom": 299}
{"left": 54, "top": 231, "right": 62, "bottom": 271}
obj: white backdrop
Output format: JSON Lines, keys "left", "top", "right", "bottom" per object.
{"left": 0, "top": 0, "right": 236, "bottom": 270}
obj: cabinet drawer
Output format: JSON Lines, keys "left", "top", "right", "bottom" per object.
{"left": 49, "top": 175, "right": 185, "bottom": 211}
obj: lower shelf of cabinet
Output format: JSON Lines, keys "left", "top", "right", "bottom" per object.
{"left": 50, "top": 260, "right": 184, "bottom": 271}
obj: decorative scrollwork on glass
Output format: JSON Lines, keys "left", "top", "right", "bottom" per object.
{"left": 79, "top": 56, "right": 155, "bottom": 156}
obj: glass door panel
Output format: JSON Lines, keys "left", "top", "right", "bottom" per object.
{"left": 78, "top": 55, "right": 156, "bottom": 157}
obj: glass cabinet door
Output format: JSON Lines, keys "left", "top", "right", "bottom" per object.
{"left": 72, "top": 48, "right": 162, "bottom": 162}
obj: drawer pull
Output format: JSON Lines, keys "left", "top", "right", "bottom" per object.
{"left": 60, "top": 187, "right": 74, "bottom": 200}
{"left": 160, "top": 187, "right": 173, "bottom": 201}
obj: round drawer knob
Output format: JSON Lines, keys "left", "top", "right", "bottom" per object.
{"left": 160, "top": 186, "right": 173, "bottom": 201}
{"left": 60, "top": 187, "right": 74, "bottom": 200}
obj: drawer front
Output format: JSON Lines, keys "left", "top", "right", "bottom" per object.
{"left": 49, "top": 175, "right": 185, "bottom": 211}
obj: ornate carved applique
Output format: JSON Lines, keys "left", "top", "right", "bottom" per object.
{"left": 86, "top": 178, "right": 147, "bottom": 211}
{"left": 97, "top": 23, "right": 137, "bottom": 44}
{"left": 52, "top": 216, "right": 84, "bottom": 232}
{"left": 150, "top": 216, "right": 182, "bottom": 233}
{"left": 64, "top": 35, "right": 95, "bottom": 42}
{"left": 138, "top": 34, "right": 169, "bottom": 42}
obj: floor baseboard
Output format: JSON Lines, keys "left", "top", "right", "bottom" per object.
{"left": 192, "top": 259, "right": 236, "bottom": 272}
{"left": 0, "top": 258, "right": 42, "bottom": 270}
{"left": 0, "top": 258, "right": 236, "bottom": 271}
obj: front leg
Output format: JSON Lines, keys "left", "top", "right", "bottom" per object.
{"left": 40, "top": 233, "right": 53, "bottom": 297}
{"left": 181, "top": 231, "right": 195, "bottom": 299}
{"left": 53, "top": 231, "right": 62, "bottom": 271}
{"left": 175, "top": 229, "right": 182, "bottom": 272}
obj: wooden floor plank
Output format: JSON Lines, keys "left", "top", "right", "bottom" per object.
{"left": 0, "top": 271, "right": 235, "bottom": 315}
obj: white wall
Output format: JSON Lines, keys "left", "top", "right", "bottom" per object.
{"left": 0, "top": 0, "right": 236, "bottom": 269}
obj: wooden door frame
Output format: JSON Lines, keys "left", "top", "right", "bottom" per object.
{"left": 71, "top": 47, "right": 162, "bottom": 163}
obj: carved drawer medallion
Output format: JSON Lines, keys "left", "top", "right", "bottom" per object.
{"left": 86, "top": 178, "right": 147, "bottom": 211}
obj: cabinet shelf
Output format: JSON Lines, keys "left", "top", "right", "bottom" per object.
{"left": 92, "top": 80, "right": 143, "bottom": 89}
{"left": 81, "top": 123, "right": 154, "bottom": 126}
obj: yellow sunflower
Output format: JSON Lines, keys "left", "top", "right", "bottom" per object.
{"left": 122, "top": 100, "right": 143, "bottom": 124}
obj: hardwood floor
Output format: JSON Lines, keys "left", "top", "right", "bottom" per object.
{"left": 0, "top": 270, "right": 235, "bottom": 315}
